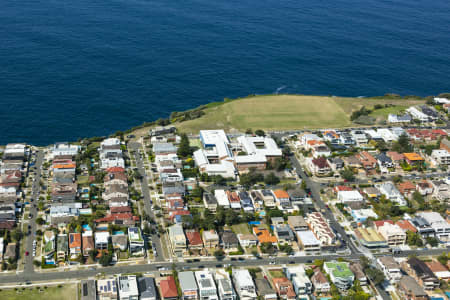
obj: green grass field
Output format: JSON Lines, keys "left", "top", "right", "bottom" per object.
{"left": 175, "top": 95, "right": 424, "bottom": 133}
{"left": 0, "top": 284, "right": 77, "bottom": 300}
{"left": 232, "top": 223, "right": 251, "bottom": 235}
{"left": 369, "top": 106, "right": 406, "bottom": 118}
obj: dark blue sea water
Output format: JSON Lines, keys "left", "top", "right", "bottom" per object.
{"left": 1, "top": 0, "right": 450, "bottom": 145}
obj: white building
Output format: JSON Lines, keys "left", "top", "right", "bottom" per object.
{"left": 214, "top": 190, "right": 230, "bottom": 208}
{"left": 296, "top": 230, "right": 320, "bottom": 253}
{"left": 97, "top": 278, "right": 118, "bottom": 300}
{"left": 377, "top": 128, "right": 397, "bottom": 143}
{"left": 417, "top": 212, "right": 450, "bottom": 242}
{"left": 376, "top": 182, "right": 407, "bottom": 206}
{"left": 128, "top": 227, "right": 145, "bottom": 255}
{"left": 431, "top": 149, "right": 450, "bottom": 166}
{"left": 377, "top": 256, "right": 402, "bottom": 282}
{"left": 236, "top": 136, "right": 282, "bottom": 163}
{"left": 337, "top": 190, "right": 364, "bottom": 204}
{"left": 100, "top": 138, "right": 125, "bottom": 169}
{"left": 194, "top": 130, "right": 236, "bottom": 178}
{"left": 285, "top": 265, "right": 312, "bottom": 295}
{"left": 350, "top": 130, "right": 368, "bottom": 145}
{"left": 52, "top": 143, "right": 80, "bottom": 158}
{"left": 215, "top": 269, "right": 236, "bottom": 300}
{"left": 118, "top": 275, "right": 139, "bottom": 300}
{"left": 407, "top": 107, "right": 430, "bottom": 122}
{"left": 232, "top": 269, "right": 257, "bottom": 300}
{"left": 195, "top": 270, "right": 218, "bottom": 300}
{"left": 95, "top": 231, "right": 110, "bottom": 250}
{"left": 377, "top": 223, "right": 406, "bottom": 246}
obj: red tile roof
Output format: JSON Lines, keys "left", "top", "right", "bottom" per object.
{"left": 185, "top": 231, "right": 203, "bottom": 246}
{"left": 110, "top": 206, "right": 132, "bottom": 214}
{"left": 94, "top": 213, "right": 139, "bottom": 223}
{"left": 396, "top": 220, "right": 417, "bottom": 233}
{"left": 160, "top": 276, "right": 178, "bottom": 299}
{"left": 373, "top": 220, "right": 394, "bottom": 229}
{"left": 106, "top": 167, "right": 126, "bottom": 173}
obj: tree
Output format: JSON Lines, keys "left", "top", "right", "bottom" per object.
{"left": 340, "top": 168, "right": 355, "bottom": 182}
{"left": 177, "top": 134, "right": 192, "bottom": 157}
{"left": 392, "top": 133, "right": 412, "bottom": 153}
{"left": 406, "top": 230, "right": 423, "bottom": 247}
{"left": 426, "top": 237, "right": 439, "bottom": 247}
{"left": 255, "top": 130, "right": 265, "bottom": 137}
{"left": 99, "top": 252, "right": 113, "bottom": 266}
{"left": 213, "top": 249, "right": 225, "bottom": 260}
{"left": 36, "top": 217, "right": 46, "bottom": 225}
{"left": 437, "top": 252, "right": 449, "bottom": 266}
{"left": 264, "top": 173, "right": 280, "bottom": 185}
{"left": 365, "top": 267, "right": 385, "bottom": 285}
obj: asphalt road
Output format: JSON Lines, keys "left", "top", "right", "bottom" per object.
{"left": 24, "top": 150, "right": 44, "bottom": 274}
{"left": 128, "top": 142, "right": 164, "bottom": 262}
{"left": 288, "top": 154, "right": 361, "bottom": 256}
{"left": 1, "top": 247, "right": 447, "bottom": 285}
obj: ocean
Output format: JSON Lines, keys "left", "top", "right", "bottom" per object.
{"left": 1, "top": 0, "right": 450, "bottom": 145}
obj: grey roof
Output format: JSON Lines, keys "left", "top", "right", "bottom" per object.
{"left": 221, "top": 231, "right": 239, "bottom": 245}
{"left": 179, "top": 271, "right": 198, "bottom": 291}
{"left": 57, "top": 235, "right": 68, "bottom": 252}
{"left": 138, "top": 277, "right": 157, "bottom": 299}
{"left": 255, "top": 278, "right": 275, "bottom": 296}
{"left": 288, "top": 189, "right": 306, "bottom": 199}
{"left": 377, "top": 152, "right": 392, "bottom": 163}
{"left": 204, "top": 193, "right": 217, "bottom": 205}
{"left": 81, "top": 280, "right": 96, "bottom": 300}
{"left": 399, "top": 276, "right": 427, "bottom": 297}
{"left": 153, "top": 143, "right": 177, "bottom": 154}
{"left": 378, "top": 256, "right": 400, "bottom": 269}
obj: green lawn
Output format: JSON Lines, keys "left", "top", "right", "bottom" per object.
{"left": 176, "top": 95, "right": 425, "bottom": 133}
{"left": 232, "top": 223, "right": 251, "bottom": 235}
{"left": 77, "top": 175, "right": 89, "bottom": 185}
{"left": 0, "top": 284, "right": 77, "bottom": 300}
{"left": 369, "top": 106, "right": 407, "bottom": 118}
{"left": 269, "top": 270, "right": 285, "bottom": 278}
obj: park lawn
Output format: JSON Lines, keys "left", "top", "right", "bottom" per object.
{"left": 0, "top": 284, "right": 77, "bottom": 300}
{"left": 232, "top": 223, "right": 251, "bottom": 235}
{"left": 176, "top": 95, "right": 425, "bottom": 133}
{"left": 335, "top": 97, "right": 423, "bottom": 114}
{"left": 176, "top": 95, "right": 352, "bottom": 133}
{"left": 369, "top": 106, "right": 407, "bottom": 118}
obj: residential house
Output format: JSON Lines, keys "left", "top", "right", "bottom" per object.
{"left": 272, "top": 190, "right": 290, "bottom": 207}
{"left": 271, "top": 277, "right": 296, "bottom": 300}
{"left": 95, "top": 232, "right": 110, "bottom": 250}
{"left": 417, "top": 212, "right": 450, "bottom": 242}
{"left": 287, "top": 216, "right": 308, "bottom": 232}
{"left": 386, "top": 151, "right": 405, "bottom": 167}
{"left": 80, "top": 279, "right": 96, "bottom": 300}
{"left": 168, "top": 224, "right": 186, "bottom": 257}
{"left": 376, "top": 182, "right": 407, "bottom": 206}
{"left": 403, "top": 153, "right": 425, "bottom": 166}
{"left": 254, "top": 278, "right": 277, "bottom": 300}
{"left": 311, "top": 269, "right": 330, "bottom": 294}
{"left": 179, "top": 271, "right": 198, "bottom": 300}
{"left": 356, "top": 151, "right": 377, "bottom": 170}
{"left": 128, "top": 227, "right": 145, "bottom": 256}
{"left": 253, "top": 227, "right": 277, "bottom": 245}
{"left": 377, "top": 152, "right": 394, "bottom": 169}
{"left": 221, "top": 231, "right": 239, "bottom": 253}
{"left": 308, "top": 157, "right": 331, "bottom": 176}
{"left": 202, "top": 230, "right": 220, "bottom": 250}
{"left": 274, "top": 225, "right": 294, "bottom": 244}
{"left": 185, "top": 230, "right": 203, "bottom": 255}
{"left": 112, "top": 233, "right": 128, "bottom": 252}
{"left": 138, "top": 277, "right": 157, "bottom": 300}
{"left": 214, "top": 190, "right": 230, "bottom": 208}
{"left": 416, "top": 181, "right": 433, "bottom": 196}
{"left": 377, "top": 223, "right": 406, "bottom": 246}
{"left": 57, "top": 234, "right": 68, "bottom": 262}
{"left": 349, "top": 262, "right": 367, "bottom": 286}
{"left": 296, "top": 231, "right": 320, "bottom": 253}
{"left": 402, "top": 257, "right": 440, "bottom": 290}
{"left": 97, "top": 278, "right": 118, "bottom": 300}
{"left": 377, "top": 256, "right": 402, "bottom": 282}
{"left": 160, "top": 276, "right": 179, "bottom": 300}
{"left": 337, "top": 190, "right": 364, "bottom": 209}
{"left": 285, "top": 265, "right": 312, "bottom": 295}
{"left": 260, "top": 190, "right": 276, "bottom": 208}
{"left": 354, "top": 227, "right": 387, "bottom": 248}
{"left": 430, "top": 149, "right": 450, "bottom": 166}
{"left": 425, "top": 261, "right": 450, "bottom": 281}
{"left": 397, "top": 276, "right": 429, "bottom": 300}
{"left": 237, "top": 234, "right": 258, "bottom": 248}
{"left": 324, "top": 261, "right": 354, "bottom": 290}
{"left": 118, "top": 275, "right": 139, "bottom": 300}
{"left": 195, "top": 270, "right": 218, "bottom": 300}
{"left": 398, "top": 181, "right": 417, "bottom": 198}
{"left": 69, "top": 233, "right": 82, "bottom": 257}
{"left": 3, "top": 243, "right": 16, "bottom": 261}
{"left": 215, "top": 268, "right": 236, "bottom": 300}
{"left": 232, "top": 269, "right": 257, "bottom": 300}
{"left": 306, "top": 212, "right": 336, "bottom": 246}
{"left": 82, "top": 231, "right": 94, "bottom": 257}
{"left": 203, "top": 193, "right": 218, "bottom": 212}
